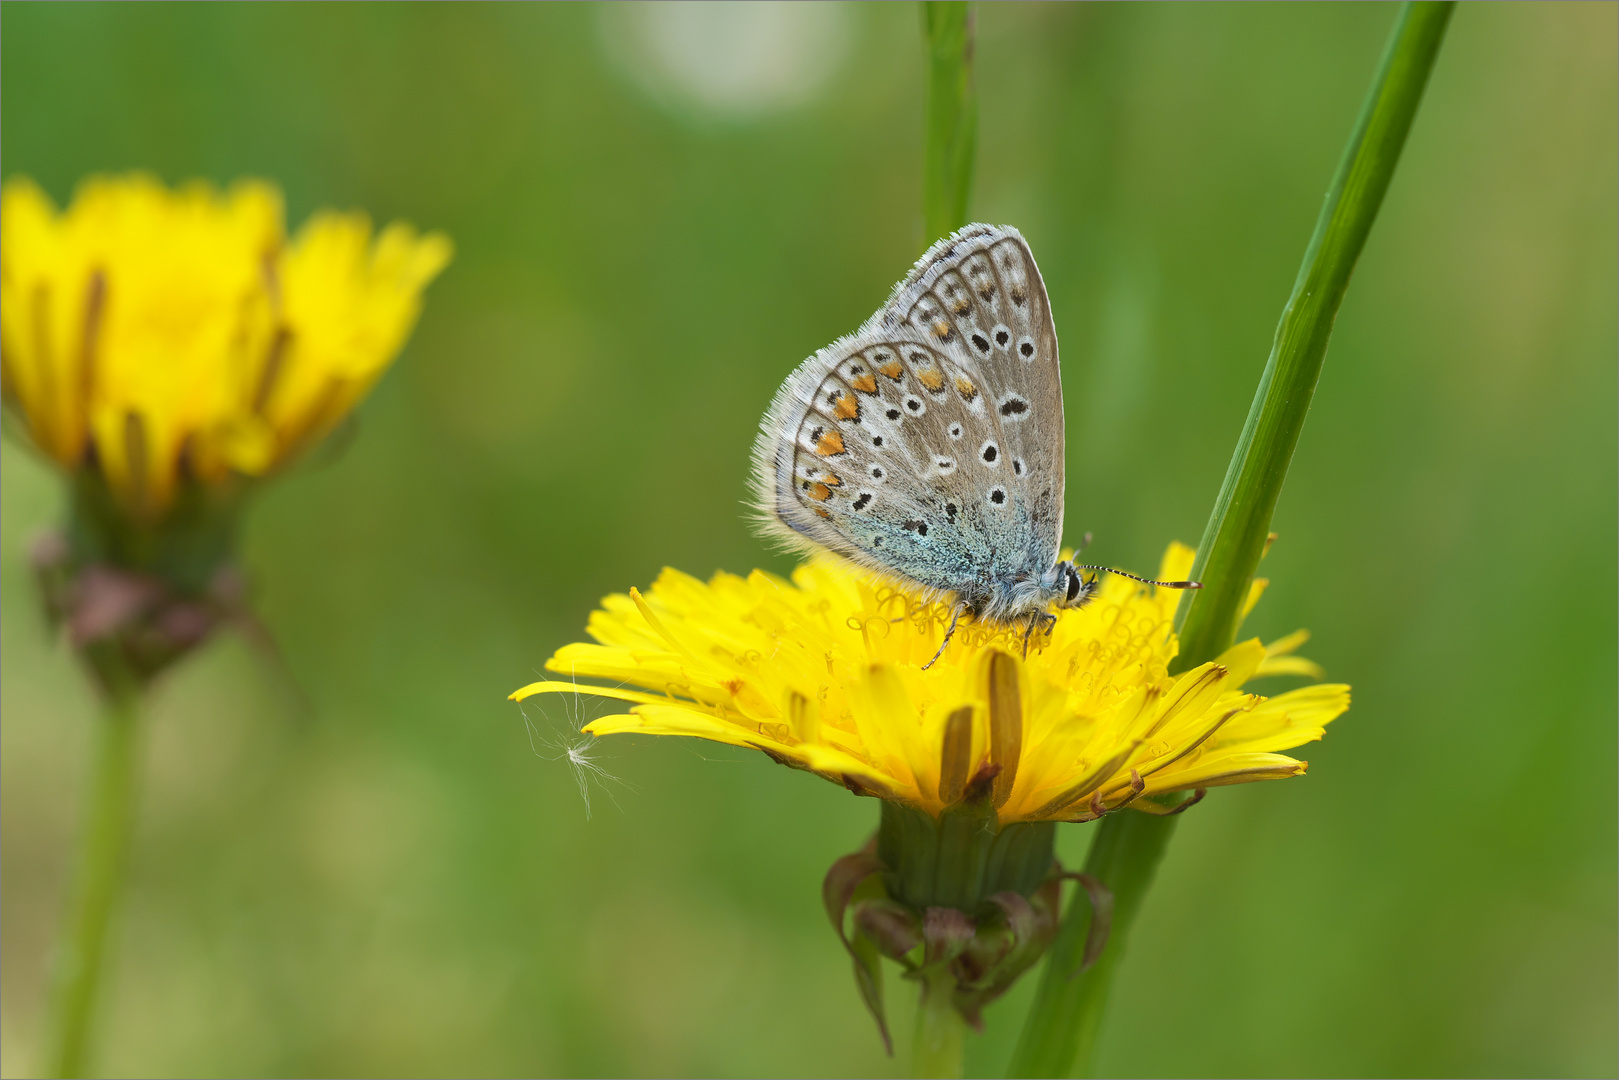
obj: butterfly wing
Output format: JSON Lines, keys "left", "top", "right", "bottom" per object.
{"left": 752, "top": 330, "right": 1013, "bottom": 603}
{"left": 872, "top": 225, "right": 1064, "bottom": 571}
{"left": 752, "top": 225, "right": 1064, "bottom": 619}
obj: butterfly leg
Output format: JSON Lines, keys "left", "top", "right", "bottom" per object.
{"left": 923, "top": 601, "right": 969, "bottom": 670}
{"left": 1021, "top": 611, "right": 1040, "bottom": 658}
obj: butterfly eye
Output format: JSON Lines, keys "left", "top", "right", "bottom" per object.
{"left": 1065, "top": 567, "right": 1084, "bottom": 602}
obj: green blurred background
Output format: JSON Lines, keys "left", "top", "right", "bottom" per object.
{"left": 2, "top": 3, "right": 1614, "bottom": 1076}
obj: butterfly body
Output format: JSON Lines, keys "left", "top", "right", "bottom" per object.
{"left": 752, "top": 225, "right": 1097, "bottom": 629}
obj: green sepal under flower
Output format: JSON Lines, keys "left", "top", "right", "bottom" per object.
{"left": 33, "top": 469, "right": 251, "bottom": 695}
{"left": 824, "top": 780, "right": 1086, "bottom": 1049}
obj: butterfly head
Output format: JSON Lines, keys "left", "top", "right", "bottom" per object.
{"left": 1052, "top": 560, "right": 1098, "bottom": 611}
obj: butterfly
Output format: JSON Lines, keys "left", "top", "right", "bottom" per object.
{"left": 752, "top": 224, "right": 1198, "bottom": 665}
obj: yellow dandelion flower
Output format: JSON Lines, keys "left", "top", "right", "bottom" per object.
{"left": 0, "top": 173, "right": 451, "bottom": 518}
{"left": 511, "top": 542, "right": 1348, "bottom": 827}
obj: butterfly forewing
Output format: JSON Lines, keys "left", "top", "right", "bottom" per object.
{"left": 876, "top": 227, "right": 1064, "bottom": 563}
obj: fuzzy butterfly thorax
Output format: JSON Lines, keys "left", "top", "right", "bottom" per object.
{"left": 752, "top": 225, "right": 1081, "bottom": 628}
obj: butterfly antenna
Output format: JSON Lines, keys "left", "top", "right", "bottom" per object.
{"left": 1076, "top": 565, "right": 1203, "bottom": 590}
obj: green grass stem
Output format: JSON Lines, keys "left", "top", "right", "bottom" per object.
{"left": 922, "top": 1, "right": 977, "bottom": 246}
{"left": 1007, "top": 5, "right": 1455, "bottom": 1076}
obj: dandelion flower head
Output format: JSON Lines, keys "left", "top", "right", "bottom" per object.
{"left": 512, "top": 543, "right": 1348, "bottom": 825}
{"left": 1, "top": 173, "right": 451, "bottom": 517}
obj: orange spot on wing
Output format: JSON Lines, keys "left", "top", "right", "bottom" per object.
{"left": 850, "top": 373, "right": 878, "bottom": 394}
{"left": 917, "top": 368, "right": 945, "bottom": 392}
{"left": 816, "top": 430, "right": 846, "bottom": 456}
{"left": 807, "top": 482, "right": 832, "bottom": 502}
{"left": 822, "top": 472, "right": 843, "bottom": 487}
{"left": 832, "top": 393, "right": 860, "bottom": 420}
{"left": 877, "top": 359, "right": 904, "bottom": 380}
{"left": 814, "top": 506, "right": 832, "bottom": 519}
{"left": 955, "top": 376, "right": 978, "bottom": 402}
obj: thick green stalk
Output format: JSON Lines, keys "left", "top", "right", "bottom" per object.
{"left": 922, "top": 1, "right": 977, "bottom": 244}
{"left": 45, "top": 684, "right": 143, "bottom": 1078}
{"left": 1008, "top": 5, "right": 1454, "bottom": 1077}
{"left": 912, "top": 969, "right": 968, "bottom": 1079}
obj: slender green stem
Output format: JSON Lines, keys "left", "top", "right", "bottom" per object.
{"left": 912, "top": 969, "right": 967, "bottom": 1079}
{"left": 1173, "top": 1, "right": 1456, "bottom": 662}
{"left": 921, "top": 1, "right": 977, "bottom": 244}
{"left": 1008, "top": 5, "right": 1454, "bottom": 1077}
{"left": 45, "top": 683, "right": 143, "bottom": 1079}
{"left": 1007, "top": 811, "right": 1177, "bottom": 1078}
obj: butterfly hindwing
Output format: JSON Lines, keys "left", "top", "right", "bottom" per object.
{"left": 754, "top": 330, "right": 1018, "bottom": 600}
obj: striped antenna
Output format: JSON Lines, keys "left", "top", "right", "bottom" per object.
{"left": 1076, "top": 565, "right": 1203, "bottom": 590}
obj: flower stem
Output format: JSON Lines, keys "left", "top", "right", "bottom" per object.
{"left": 912, "top": 969, "right": 967, "bottom": 1079}
{"left": 921, "top": 1, "right": 977, "bottom": 244}
{"left": 45, "top": 681, "right": 143, "bottom": 1079}
{"left": 906, "top": 13, "right": 976, "bottom": 1075}
{"left": 1007, "top": 5, "right": 1454, "bottom": 1077}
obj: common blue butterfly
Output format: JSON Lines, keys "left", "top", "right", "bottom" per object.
{"left": 753, "top": 224, "right": 1197, "bottom": 663}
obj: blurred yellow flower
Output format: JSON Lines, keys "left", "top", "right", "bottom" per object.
{"left": 512, "top": 543, "right": 1348, "bottom": 825}
{"left": 1, "top": 173, "right": 451, "bottom": 518}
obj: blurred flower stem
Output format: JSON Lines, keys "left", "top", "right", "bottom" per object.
{"left": 1007, "top": 3, "right": 1455, "bottom": 1077}
{"left": 5, "top": 173, "right": 450, "bottom": 1077}
{"left": 45, "top": 674, "right": 143, "bottom": 1079}
{"left": 922, "top": 1, "right": 976, "bottom": 248}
